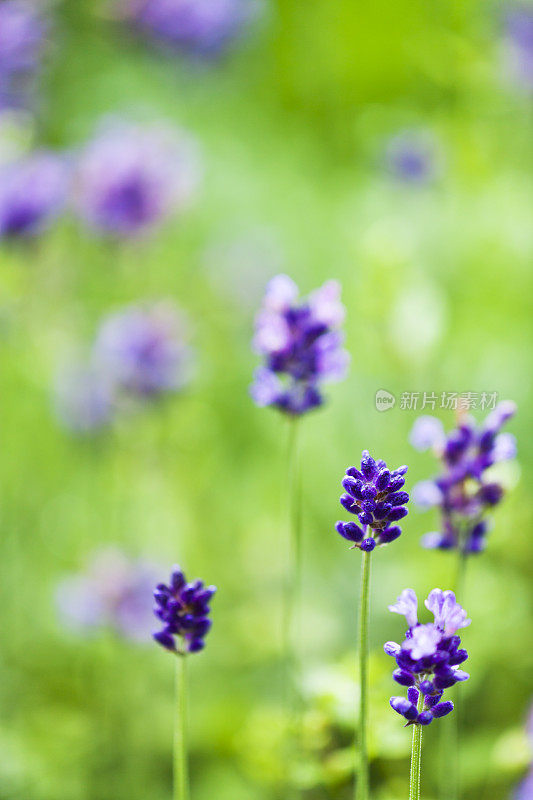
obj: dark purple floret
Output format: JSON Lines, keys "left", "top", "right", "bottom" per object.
{"left": 385, "top": 588, "right": 470, "bottom": 726}
{"left": 250, "top": 275, "right": 349, "bottom": 416}
{"left": 152, "top": 566, "right": 216, "bottom": 654}
{"left": 0, "top": 151, "right": 67, "bottom": 238}
{"left": 335, "top": 450, "right": 409, "bottom": 551}
{"left": 410, "top": 403, "right": 517, "bottom": 554}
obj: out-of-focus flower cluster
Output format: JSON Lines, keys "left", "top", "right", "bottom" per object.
{"left": 250, "top": 275, "right": 349, "bottom": 415}
{"left": 54, "top": 300, "right": 193, "bottom": 434}
{"left": 336, "top": 450, "right": 409, "bottom": 552}
{"left": 0, "top": 0, "right": 47, "bottom": 111}
{"left": 386, "top": 588, "right": 471, "bottom": 726}
{"left": 410, "top": 401, "right": 517, "bottom": 553}
{"left": 56, "top": 548, "right": 158, "bottom": 642}
{"left": 503, "top": 6, "right": 533, "bottom": 92}
{"left": 0, "top": 116, "right": 201, "bottom": 241}
{"left": 153, "top": 565, "right": 216, "bottom": 654}
{"left": 118, "top": 0, "right": 257, "bottom": 59}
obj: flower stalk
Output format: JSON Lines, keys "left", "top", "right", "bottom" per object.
{"left": 357, "top": 549, "right": 372, "bottom": 800}
{"left": 174, "top": 655, "right": 189, "bottom": 800}
{"left": 409, "top": 693, "right": 425, "bottom": 800}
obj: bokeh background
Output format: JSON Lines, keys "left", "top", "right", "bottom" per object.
{"left": 1, "top": 0, "right": 532, "bottom": 798}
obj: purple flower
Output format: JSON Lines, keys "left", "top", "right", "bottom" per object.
{"left": 122, "top": 0, "right": 256, "bottom": 59}
{"left": 152, "top": 565, "right": 216, "bottom": 654}
{"left": 336, "top": 451, "right": 409, "bottom": 550}
{"left": 73, "top": 119, "right": 201, "bottom": 238}
{"left": 0, "top": 1, "right": 47, "bottom": 110}
{"left": 504, "top": 7, "right": 533, "bottom": 92}
{"left": 56, "top": 548, "right": 158, "bottom": 642}
{"left": 0, "top": 151, "right": 67, "bottom": 237}
{"left": 93, "top": 301, "right": 193, "bottom": 399}
{"left": 53, "top": 362, "right": 115, "bottom": 434}
{"left": 410, "top": 403, "right": 517, "bottom": 553}
{"left": 385, "top": 130, "right": 442, "bottom": 184}
{"left": 250, "top": 275, "right": 349, "bottom": 416}
{"left": 386, "top": 588, "right": 470, "bottom": 725}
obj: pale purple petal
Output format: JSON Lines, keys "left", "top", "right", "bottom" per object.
{"left": 412, "top": 480, "right": 443, "bottom": 508}
{"left": 308, "top": 280, "right": 345, "bottom": 327}
{"left": 409, "top": 416, "right": 445, "bottom": 451}
{"left": 402, "top": 623, "right": 441, "bottom": 659}
{"left": 425, "top": 589, "right": 471, "bottom": 635}
{"left": 388, "top": 588, "right": 418, "bottom": 628}
{"left": 493, "top": 432, "right": 517, "bottom": 461}
{"left": 249, "top": 366, "right": 282, "bottom": 407}
{"left": 262, "top": 274, "right": 298, "bottom": 312}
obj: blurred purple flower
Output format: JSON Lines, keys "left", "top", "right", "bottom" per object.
{"left": 0, "top": 150, "right": 67, "bottom": 237}
{"left": 73, "top": 119, "right": 201, "bottom": 237}
{"left": 123, "top": 0, "right": 256, "bottom": 59}
{"left": 250, "top": 275, "right": 349, "bottom": 415}
{"left": 53, "top": 362, "right": 115, "bottom": 434}
{"left": 385, "top": 130, "right": 441, "bottom": 184}
{"left": 93, "top": 300, "right": 193, "bottom": 398}
{"left": 409, "top": 402, "right": 517, "bottom": 553}
{"left": 0, "top": 0, "right": 47, "bottom": 110}
{"left": 504, "top": 7, "right": 533, "bottom": 91}
{"left": 56, "top": 548, "right": 158, "bottom": 642}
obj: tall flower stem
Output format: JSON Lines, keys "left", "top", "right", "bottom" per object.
{"left": 357, "top": 549, "right": 372, "bottom": 800}
{"left": 174, "top": 655, "right": 189, "bottom": 800}
{"left": 283, "top": 418, "right": 301, "bottom": 674}
{"left": 409, "top": 694, "right": 425, "bottom": 800}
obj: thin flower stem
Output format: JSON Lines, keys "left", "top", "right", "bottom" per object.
{"left": 409, "top": 694, "right": 425, "bottom": 800}
{"left": 356, "top": 550, "right": 372, "bottom": 800}
{"left": 283, "top": 418, "right": 301, "bottom": 676}
{"left": 174, "top": 655, "right": 189, "bottom": 800}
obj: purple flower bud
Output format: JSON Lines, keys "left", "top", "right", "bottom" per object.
{"left": 377, "top": 526, "right": 402, "bottom": 544}
{"left": 153, "top": 630, "right": 177, "bottom": 650}
{"left": 390, "top": 696, "right": 418, "bottom": 720}
{"left": 419, "top": 680, "right": 434, "bottom": 695}
{"left": 361, "top": 450, "right": 377, "bottom": 479}
{"left": 388, "top": 491, "right": 409, "bottom": 506}
{"left": 408, "top": 687, "right": 419, "bottom": 705}
{"left": 479, "top": 483, "right": 503, "bottom": 506}
{"left": 393, "top": 669, "right": 415, "bottom": 687}
{"left": 358, "top": 511, "right": 373, "bottom": 526}
{"left": 417, "top": 711, "right": 433, "bottom": 725}
{"left": 342, "top": 476, "right": 363, "bottom": 498}
{"left": 335, "top": 521, "right": 364, "bottom": 542}
{"left": 376, "top": 468, "right": 391, "bottom": 491}
{"left": 388, "top": 506, "right": 408, "bottom": 521}
{"left": 346, "top": 466, "right": 364, "bottom": 480}
{"left": 340, "top": 492, "right": 357, "bottom": 513}
{"left": 431, "top": 701, "right": 454, "bottom": 718}
{"left": 360, "top": 537, "right": 376, "bottom": 552}
{"left": 361, "top": 499, "right": 377, "bottom": 514}
{"left": 388, "top": 475, "right": 406, "bottom": 492}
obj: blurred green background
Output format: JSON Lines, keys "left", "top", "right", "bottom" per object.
{"left": 1, "top": 1, "right": 532, "bottom": 799}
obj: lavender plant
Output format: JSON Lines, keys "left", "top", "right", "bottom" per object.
{"left": 153, "top": 566, "right": 216, "bottom": 800}
{"left": 410, "top": 401, "right": 516, "bottom": 589}
{"left": 251, "top": 274, "right": 349, "bottom": 725}
{"left": 119, "top": 0, "right": 257, "bottom": 60}
{"left": 0, "top": 151, "right": 67, "bottom": 238}
{"left": 336, "top": 450, "right": 410, "bottom": 800}
{"left": 385, "top": 589, "right": 471, "bottom": 800}
{"left": 73, "top": 118, "right": 201, "bottom": 238}
{"left": 0, "top": 0, "right": 47, "bottom": 111}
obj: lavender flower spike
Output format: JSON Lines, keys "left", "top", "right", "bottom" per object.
{"left": 410, "top": 402, "right": 517, "bottom": 553}
{"left": 73, "top": 118, "right": 201, "bottom": 238}
{"left": 93, "top": 300, "right": 193, "bottom": 399}
{"left": 336, "top": 450, "right": 409, "bottom": 550}
{"left": 0, "top": 151, "right": 67, "bottom": 238}
{"left": 250, "top": 275, "right": 349, "bottom": 416}
{"left": 153, "top": 566, "right": 216, "bottom": 654}
{"left": 385, "top": 588, "right": 470, "bottom": 726}
{"left": 122, "top": 0, "right": 257, "bottom": 60}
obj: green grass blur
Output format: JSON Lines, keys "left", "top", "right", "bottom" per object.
{"left": 0, "top": 1, "right": 532, "bottom": 799}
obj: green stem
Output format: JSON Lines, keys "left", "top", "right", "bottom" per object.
{"left": 174, "top": 655, "right": 189, "bottom": 800}
{"left": 283, "top": 418, "right": 301, "bottom": 678}
{"left": 409, "top": 694, "right": 425, "bottom": 800}
{"left": 357, "top": 550, "right": 372, "bottom": 800}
